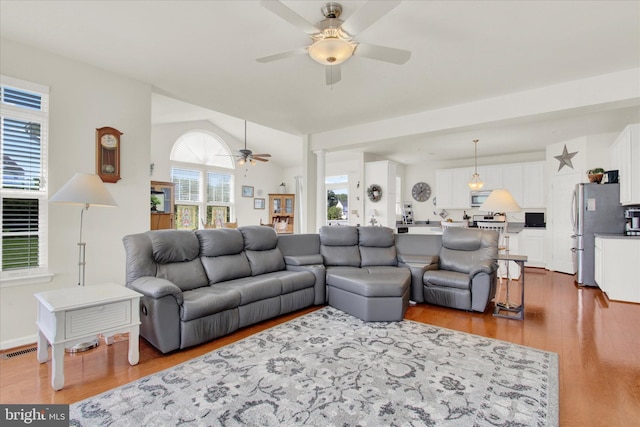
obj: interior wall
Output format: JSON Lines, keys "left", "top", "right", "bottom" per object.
{"left": 0, "top": 39, "right": 152, "bottom": 349}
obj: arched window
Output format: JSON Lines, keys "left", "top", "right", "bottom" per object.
{"left": 170, "top": 131, "right": 235, "bottom": 229}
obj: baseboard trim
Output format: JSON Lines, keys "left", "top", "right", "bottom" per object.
{"left": 1, "top": 334, "right": 37, "bottom": 351}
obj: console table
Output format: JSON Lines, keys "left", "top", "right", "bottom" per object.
{"left": 35, "top": 283, "right": 141, "bottom": 390}
{"left": 493, "top": 253, "right": 528, "bottom": 320}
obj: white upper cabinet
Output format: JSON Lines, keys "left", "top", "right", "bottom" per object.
{"left": 436, "top": 161, "right": 545, "bottom": 209}
{"left": 452, "top": 168, "right": 473, "bottom": 208}
{"left": 435, "top": 169, "right": 453, "bottom": 209}
{"left": 611, "top": 124, "right": 640, "bottom": 205}
{"left": 477, "top": 165, "right": 503, "bottom": 190}
{"left": 522, "top": 162, "right": 545, "bottom": 208}
{"left": 502, "top": 164, "right": 524, "bottom": 207}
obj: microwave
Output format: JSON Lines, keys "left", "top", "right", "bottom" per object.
{"left": 470, "top": 190, "right": 492, "bottom": 207}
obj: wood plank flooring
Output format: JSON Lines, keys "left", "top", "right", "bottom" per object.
{"left": 1, "top": 268, "right": 639, "bottom": 426}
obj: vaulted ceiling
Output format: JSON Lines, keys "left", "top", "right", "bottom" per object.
{"left": 2, "top": 1, "right": 639, "bottom": 167}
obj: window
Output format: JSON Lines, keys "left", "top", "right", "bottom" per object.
{"left": 170, "top": 132, "right": 234, "bottom": 229}
{"left": 1, "top": 76, "right": 50, "bottom": 285}
{"left": 326, "top": 175, "right": 349, "bottom": 225}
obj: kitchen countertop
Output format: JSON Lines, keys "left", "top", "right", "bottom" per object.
{"left": 594, "top": 233, "right": 640, "bottom": 240}
{"left": 395, "top": 222, "right": 542, "bottom": 233}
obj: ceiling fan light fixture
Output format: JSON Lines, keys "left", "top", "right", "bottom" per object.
{"left": 308, "top": 37, "right": 355, "bottom": 65}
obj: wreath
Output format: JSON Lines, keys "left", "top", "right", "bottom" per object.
{"left": 367, "top": 184, "right": 382, "bottom": 202}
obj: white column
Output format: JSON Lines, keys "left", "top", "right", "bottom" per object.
{"left": 314, "top": 149, "right": 326, "bottom": 233}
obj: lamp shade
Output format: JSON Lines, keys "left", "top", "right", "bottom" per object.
{"left": 308, "top": 38, "right": 355, "bottom": 65}
{"left": 50, "top": 173, "right": 118, "bottom": 207}
{"left": 479, "top": 189, "right": 521, "bottom": 213}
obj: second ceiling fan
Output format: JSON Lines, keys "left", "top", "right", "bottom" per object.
{"left": 236, "top": 121, "right": 271, "bottom": 166}
{"left": 257, "top": 0, "right": 411, "bottom": 85}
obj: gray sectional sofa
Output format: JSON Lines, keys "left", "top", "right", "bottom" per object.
{"left": 123, "top": 225, "right": 499, "bottom": 354}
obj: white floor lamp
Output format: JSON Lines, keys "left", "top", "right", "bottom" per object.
{"left": 479, "top": 189, "right": 521, "bottom": 308}
{"left": 50, "top": 172, "right": 118, "bottom": 352}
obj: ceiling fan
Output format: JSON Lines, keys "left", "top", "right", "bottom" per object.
{"left": 236, "top": 121, "right": 271, "bottom": 166}
{"left": 257, "top": 0, "right": 411, "bottom": 85}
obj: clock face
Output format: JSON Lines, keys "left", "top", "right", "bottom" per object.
{"left": 101, "top": 134, "right": 118, "bottom": 149}
{"left": 412, "top": 182, "right": 431, "bottom": 202}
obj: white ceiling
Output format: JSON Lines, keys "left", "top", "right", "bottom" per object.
{"left": 2, "top": 0, "right": 639, "bottom": 168}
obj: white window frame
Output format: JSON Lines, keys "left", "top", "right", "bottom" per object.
{"left": 170, "top": 131, "right": 235, "bottom": 228}
{"left": 1, "top": 75, "right": 51, "bottom": 287}
{"left": 326, "top": 175, "right": 349, "bottom": 226}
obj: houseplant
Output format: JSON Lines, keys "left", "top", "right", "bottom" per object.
{"left": 587, "top": 168, "right": 605, "bottom": 183}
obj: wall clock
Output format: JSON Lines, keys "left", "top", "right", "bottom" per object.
{"left": 411, "top": 182, "right": 431, "bottom": 202}
{"left": 96, "top": 126, "right": 123, "bottom": 183}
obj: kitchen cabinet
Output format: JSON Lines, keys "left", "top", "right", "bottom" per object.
{"left": 435, "top": 170, "right": 453, "bottom": 209}
{"left": 522, "top": 162, "right": 545, "bottom": 208}
{"left": 452, "top": 168, "right": 472, "bottom": 208}
{"left": 150, "top": 181, "right": 175, "bottom": 230}
{"left": 477, "top": 165, "right": 503, "bottom": 190}
{"left": 269, "top": 193, "right": 295, "bottom": 234}
{"left": 435, "top": 161, "right": 545, "bottom": 209}
{"left": 502, "top": 165, "right": 523, "bottom": 207}
{"left": 594, "top": 236, "right": 640, "bottom": 303}
{"left": 519, "top": 229, "right": 545, "bottom": 268}
{"left": 611, "top": 124, "right": 640, "bottom": 205}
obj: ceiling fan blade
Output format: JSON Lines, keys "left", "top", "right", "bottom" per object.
{"left": 354, "top": 43, "right": 411, "bottom": 65}
{"left": 325, "top": 65, "right": 342, "bottom": 86}
{"left": 341, "top": 0, "right": 401, "bottom": 36}
{"left": 260, "top": 0, "right": 319, "bottom": 34}
{"left": 252, "top": 157, "right": 269, "bottom": 162}
{"left": 256, "top": 47, "right": 308, "bottom": 63}
{"left": 251, "top": 153, "right": 272, "bottom": 157}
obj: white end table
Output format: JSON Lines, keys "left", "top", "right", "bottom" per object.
{"left": 34, "top": 283, "right": 142, "bottom": 390}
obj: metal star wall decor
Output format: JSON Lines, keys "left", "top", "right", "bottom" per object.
{"left": 554, "top": 144, "right": 578, "bottom": 171}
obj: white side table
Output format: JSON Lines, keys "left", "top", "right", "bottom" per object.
{"left": 34, "top": 283, "right": 142, "bottom": 390}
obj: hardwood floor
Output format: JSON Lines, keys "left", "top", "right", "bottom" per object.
{"left": 1, "top": 268, "right": 639, "bottom": 426}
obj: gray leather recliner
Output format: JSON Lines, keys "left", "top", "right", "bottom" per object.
{"left": 422, "top": 227, "right": 498, "bottom": 312}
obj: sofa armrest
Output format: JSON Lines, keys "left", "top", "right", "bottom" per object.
{"left": 128, "top": 276, "right": 184, "bottom": 305}
{"left": 284, "top": 254, "right": 324, "bottom": 266}
{"left": 397, "top": 253, "right": 438, "bottom": 266}
{"left": 468, "top": 260, "right": 496, "bottom": 277}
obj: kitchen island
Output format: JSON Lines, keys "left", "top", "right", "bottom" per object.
{"left": 594, "top": 233, "right": 640, "bottom": 303}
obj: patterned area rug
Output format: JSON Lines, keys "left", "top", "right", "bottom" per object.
{"left": 70, "top": 307, "right": 558, "bottom": 426}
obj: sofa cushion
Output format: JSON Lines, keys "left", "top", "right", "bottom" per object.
{"left": 156, "top": 258, "right": 208, "bottom": 292}
{"left": 320, "top": 226, "right": 361, "bottom": 267}
{"left": 216, "top": 276, "right": 282, "bottom": 305}
{"left": 267, "top": 270, "right": 316, "bottom": 294}
{"left": 440, "top": 228, "right": 498, "bottom": 274}
{"left": 240, "top": 225, "right": 279, "bottom": 251}
{"left": 245, "top": 248, "right": 286, "bottom": 275}
{"left": 326, "top": 266, "right": 410, "bottom": 297}
{"left": 423, "top": 270, "right": 470, "bottom": 290}
{"left": 358, "top": 226, "right": 397, "bottom": 267}
{"left": 358, "top": 226, "right": 395, "bottom": 247}
{"left": 196, "top": 228, "right": 244, "bottom": 257}
{"left": 180, "top": 286, "right": 241, "bottom": 321}
{"left": 149, "top": 230, "right": 200, "bottom": 264}
{"left": 201, "top": 253, "right": 252, "bottom": 284}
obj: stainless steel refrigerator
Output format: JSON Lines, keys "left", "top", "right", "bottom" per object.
{"left": 571, "top": 183, "right": 625, "bottom": 286}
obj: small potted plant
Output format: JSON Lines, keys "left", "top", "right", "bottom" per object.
{"left": 587, "top": 168, "right": 605, "bottom": 183}
{"left": 150, "top": 194, "right": 161, "bottom": 211}
{"left": 279, "top": 182, "right": 287, "bottom": 193}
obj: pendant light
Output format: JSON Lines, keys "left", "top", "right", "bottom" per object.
{"left": 468, "top": 139, "right": 484, "bottom": 190}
